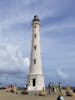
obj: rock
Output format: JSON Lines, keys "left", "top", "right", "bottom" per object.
{"left": 66, "top": 86, "right": 73, "bottom": 96}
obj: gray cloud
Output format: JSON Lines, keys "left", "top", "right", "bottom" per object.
{"left": 0, "top": 0, "right": 75, "bottom": 86}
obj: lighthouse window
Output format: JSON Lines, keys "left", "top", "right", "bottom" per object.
{"left": 34, "top": 26, "right": 36, "bottom": 28}
{"left": 33, "top": 79, "right": 36, "bottom": 86}
{"left": 34, "top": 45, "right": 36, "bottom": 50}
{"left": 34, "top": 34, "right": 36, "bottom": 38}
{"left": 34, "top": 59, "right": 36, "bottom": 64}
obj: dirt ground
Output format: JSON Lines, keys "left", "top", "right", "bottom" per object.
{"left": 0, "top": 90, "right": 75, "bottom": 100}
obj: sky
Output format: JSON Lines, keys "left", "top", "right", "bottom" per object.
{"left": 0, "top": 0, "right": 75, "bottom": 87}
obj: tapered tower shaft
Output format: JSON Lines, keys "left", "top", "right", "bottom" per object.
{"left": 27, "top": 15, "right": 45, "bottom": 91}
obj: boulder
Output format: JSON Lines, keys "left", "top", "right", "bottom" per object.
{"left": 66, "top": 86, "right": 73, "bottom": 96}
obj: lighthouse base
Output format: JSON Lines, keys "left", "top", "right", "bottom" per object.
{"left": 27, "top": 74, "right": 45, "bottom": 91}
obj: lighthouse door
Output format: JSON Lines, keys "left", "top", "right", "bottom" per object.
{"left": 33, "top": 79, "right": 36, "bottom": 86}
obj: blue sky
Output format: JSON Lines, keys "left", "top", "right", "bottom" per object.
{"left": 0, "top": 0, "right": 75, "bottom": 87}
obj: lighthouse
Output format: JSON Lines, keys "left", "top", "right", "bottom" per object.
{"left": 27, "top": 15, "right": 45, "bottom": 91}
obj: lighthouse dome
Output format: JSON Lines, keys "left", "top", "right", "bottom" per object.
{"left": 33, "top": 15, "right": 40, "bottom": 22}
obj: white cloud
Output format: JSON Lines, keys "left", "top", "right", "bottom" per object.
{"left": 0, "top": 38, "right": 30, "bottom": 73}
{"left": 24, "top": 57, "right": 30, "bottom": 67}
{"left": 57, "top": 68, "right": 69, "bottom": 79}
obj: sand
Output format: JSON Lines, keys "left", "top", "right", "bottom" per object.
{"left": 0, "top": 90, "right": 75, "bottom": 100}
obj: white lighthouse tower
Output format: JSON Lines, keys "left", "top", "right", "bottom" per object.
{"left": 27, "top": 15, "right": 45, "bottom": 91}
